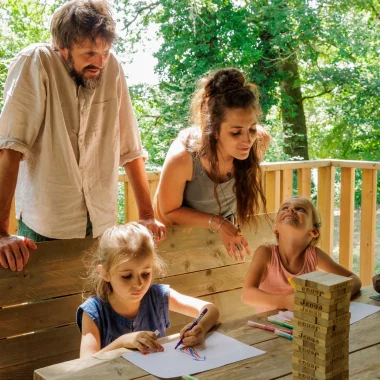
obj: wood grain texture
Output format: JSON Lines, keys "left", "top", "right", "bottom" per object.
{"left": 0, "top": 238, "right": 98, "bottom": 307}
{"left": 360, "top": 169, "right": 377, "bottom": 285}
{"left": 0, "top": 293, "right": 83, "bottom": 339}
{"left": 0, "top": 325, "right": 80, "bottom": 369}
{"left": 339, "top": 167, "right": 355, "bottom": 270}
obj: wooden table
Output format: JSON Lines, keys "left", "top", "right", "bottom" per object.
{"left": 34, "top": 286, "right": 380, "bottom": 380}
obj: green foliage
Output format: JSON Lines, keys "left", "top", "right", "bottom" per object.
{"left": 0, "top": 0, "right": 56, "bottom": 110}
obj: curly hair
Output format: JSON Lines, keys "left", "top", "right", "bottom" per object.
{"left": 85, "top": 223, "right": 165, "bottom": 301}
{"left": 50, "top": 0, "right": 117, "bottom": 50}
{"left": 181, "top": 68, "right": 266, "bottom": 227}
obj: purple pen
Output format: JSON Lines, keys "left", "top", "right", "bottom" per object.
{"left": 174, "top": 308, "right": 208, "bottom": 349}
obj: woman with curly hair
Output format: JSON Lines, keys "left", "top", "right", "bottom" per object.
{"left": 155, "top": 68, "right": 270, "bottom": 260}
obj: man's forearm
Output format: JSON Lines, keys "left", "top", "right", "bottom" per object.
{"left": 123, "top": 158, "right": 154, "bottom": 219}
{"left": 0, "top": 150, "right": 22, "bottom": 234}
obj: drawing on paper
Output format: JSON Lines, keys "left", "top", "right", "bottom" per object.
{"left": 179, "top": 347, "right": 206, "bottom": 361}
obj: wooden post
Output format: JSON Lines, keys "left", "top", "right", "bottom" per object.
{"left": 280, "top": 169, "right": 293, "bottom": 203}
{"left": 265, "top": 170, "right": 281, "bottom": 213}
{"left": 317, "top": 166, "right": 335, "bottom": 255}
{"left": 339, "top": 168, "right": 355, "bottom": 270}
{"left": 360, "top": 169, "right": 377, "bottom": 285}
{"left": 297, "top": 168, "right": 311, "bottom": 198}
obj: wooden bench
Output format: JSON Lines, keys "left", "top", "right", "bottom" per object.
{"left": 0, "top": 214, "right": 275, "bottom": 379}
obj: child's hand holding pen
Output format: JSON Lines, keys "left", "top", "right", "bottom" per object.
{"left": 176, "top": 308, "right": 208, "bottom": 348}
{"left": 178, "top": 322, "right": 206, "bottom": 347}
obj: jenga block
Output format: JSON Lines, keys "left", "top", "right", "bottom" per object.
{"left": 293, "top": 329, "right": 350, "bottom": 347}
{"left": 293, "top": 271, "right": 327, "bottom": 287}
{"left": 292, "top": 338, "right": 349, "bottom": 355}
{"left": 294, "top": 303, "right": 338, "bottom": 320}
{"left": 293, "top": 340, "right": 349, "bottom": 361}
{"left": 314, "top": 273, "right": 352, "bottom": 293}
{"left": 295, "top": 297, "right": 339, "bottom": 313}
{"left": 317, "top": 293, "right": 351, "bottom": 306}
{"left": 315, "top": 312, "right": 351, "bottom": 328}
{"left": 293, "top": 350, "right": 348, "bottom": 367}
{"left": 294, "top": 286, "right": 351, "bottom": 300}
{"left": 292, "top": 358, "right": 348, "bottom": 376}
{"left": 292, "top": 317, "right": 350, "bottom": 335}
{"left": 292, "top": 370, "right": 349, "bottom": 380}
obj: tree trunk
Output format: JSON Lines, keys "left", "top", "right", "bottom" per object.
{"left": 280, "top": 57, "right": 309, "bottom": 160}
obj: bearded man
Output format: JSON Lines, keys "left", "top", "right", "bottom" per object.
{"left": 0, "top": 0, "right": 165, "bottom": 271}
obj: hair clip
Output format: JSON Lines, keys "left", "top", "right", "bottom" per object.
{"left": 314, "top": 222, "right": 321, "bottom": 228}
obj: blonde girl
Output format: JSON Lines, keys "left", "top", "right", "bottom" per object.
{"left": 77, "top": 222, "right": 219, "bottom": 357}
{"left": 242, "top": 197, "right": 361, "bottom": 312}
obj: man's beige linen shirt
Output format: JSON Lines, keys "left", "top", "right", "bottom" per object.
{"left": 0, "top": 44, "right": 147, "bottom": 238}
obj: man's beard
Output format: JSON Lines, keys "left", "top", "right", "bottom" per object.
{"left": 67, "top": 52, "right": 103, "bottom": 90}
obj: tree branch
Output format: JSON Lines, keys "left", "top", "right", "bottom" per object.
{"left": 301, "top": 88, "right": 334, "bottom": 102}
{"left": 122, "top": 2, "right": 159, "bottom": 31}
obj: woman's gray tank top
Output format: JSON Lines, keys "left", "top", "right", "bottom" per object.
{"left": 182, "top": 155, "right": 237, "bottom": 217}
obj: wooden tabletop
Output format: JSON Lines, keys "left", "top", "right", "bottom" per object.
{"left": 34, "top": 286, "right": 380, "bottom": 380}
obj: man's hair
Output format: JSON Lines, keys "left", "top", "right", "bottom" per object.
{"left": 50, "top": 0, "right": 117, "bottom": 50}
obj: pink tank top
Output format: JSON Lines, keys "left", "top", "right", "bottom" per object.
{"left": 256, "top": 244, "right": 317, "bottom": 313}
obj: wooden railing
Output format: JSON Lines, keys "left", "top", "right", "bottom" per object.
{"left": 9, "top": 159, "right": 379, "bottom": 285}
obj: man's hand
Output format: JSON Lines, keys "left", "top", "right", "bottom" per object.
{"left": 0, "top": 234, "right": 37, "bottom": 271}
{"left": 138, "top": 218, "right": 166, "bottom": 243}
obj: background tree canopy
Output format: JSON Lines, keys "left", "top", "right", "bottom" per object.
{"left": 1, "top": 0, "right": 379, "bottom": 170}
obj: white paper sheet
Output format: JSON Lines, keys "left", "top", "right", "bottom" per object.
{"left": 349, "top": 302, "right": 380, "bottom": 324}
{"left": 272, "top": 302, "right": 380, "bottom": 325}
{"left": 122, "top": 331, "right": 265, "bottom": 379}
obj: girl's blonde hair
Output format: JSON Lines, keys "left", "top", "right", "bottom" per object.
{"left": 276, "top": 197, "right": 322, "bottom": 247}
{"left": 85, "top": 222, "right": 165, "bottom": 301}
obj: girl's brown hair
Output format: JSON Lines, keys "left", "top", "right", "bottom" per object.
{"left": 182, "top": 68, "right": 266, "bottom": 227}
{"left": 85, "top": 222, "right": 165, "bottom": 301}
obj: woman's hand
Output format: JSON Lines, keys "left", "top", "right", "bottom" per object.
{"left": 119, "top": 331, "right": 163, "bottom": 354}
{"left": 179, "top": 323, "right": 205, "bottom": 347}
{"left": 216, "top": 218, "right": 251, "bottom": 261}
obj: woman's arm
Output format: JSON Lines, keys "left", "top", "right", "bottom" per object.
{"left": 169, "top": 288, "right": 219, "bottom": 347}
{"left": 316, "top": 248, "right": 362, "bottom": 296}
{"left": 241, "top": 245, "right": 294, "bottom": 310}
{"left": 156, "top": 139, "right": 250, "bottom": 260}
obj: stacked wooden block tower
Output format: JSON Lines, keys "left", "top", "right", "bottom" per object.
{"left": 291, "top": 271, "right": 352, "bottom": 380}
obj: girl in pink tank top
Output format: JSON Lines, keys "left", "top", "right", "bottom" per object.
{"left": 242, "top": 197, "right": 361, "bottom": 313}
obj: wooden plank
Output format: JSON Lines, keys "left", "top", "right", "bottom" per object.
{"left": 0, "top": 350, "right": 78, "bottom": 380}
{"left": 360, "top": 169, "right": 377, "bottom": 286}
{"left": 297, "top": 168, "right": 311, "bottom": 198}
{"left": 159, "top": 262, "right": 250, "bottom": 298}
{"left": 261, "top": 159, "right": 332, "bottom": 171}
{"left": 0, "top": 238, "right": 98, "bottom": 307}
{"left": 0, "top": 293, "right": 83, "bottom": 339}
{"left": 265, "top": 170, "right": 281, "bottom": 213}
{"left": 317, "top": 166, "right": 335, "bottom": 254}
{"left": 339, "top": 167, "right": 355, "bottom": 270}
{"left": 126, "top": 181, "right": 139, "bottom": 222}
{"left": 157, "top": 214, "right": 275, "bottom": 276}
{"left": 0, "top": 324, "right": 80, "bottom": 369}
{"left": 329, "top": 159, "right": 380, "bottom": 170}
{"left": 167, "top": 288, "right": 255, "bottom": 335}
{"left": 9, "top": 196, "right": 18, "bottom": 235}
{"left": 280, "top": 169, "right": 293, "bottom": 203}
